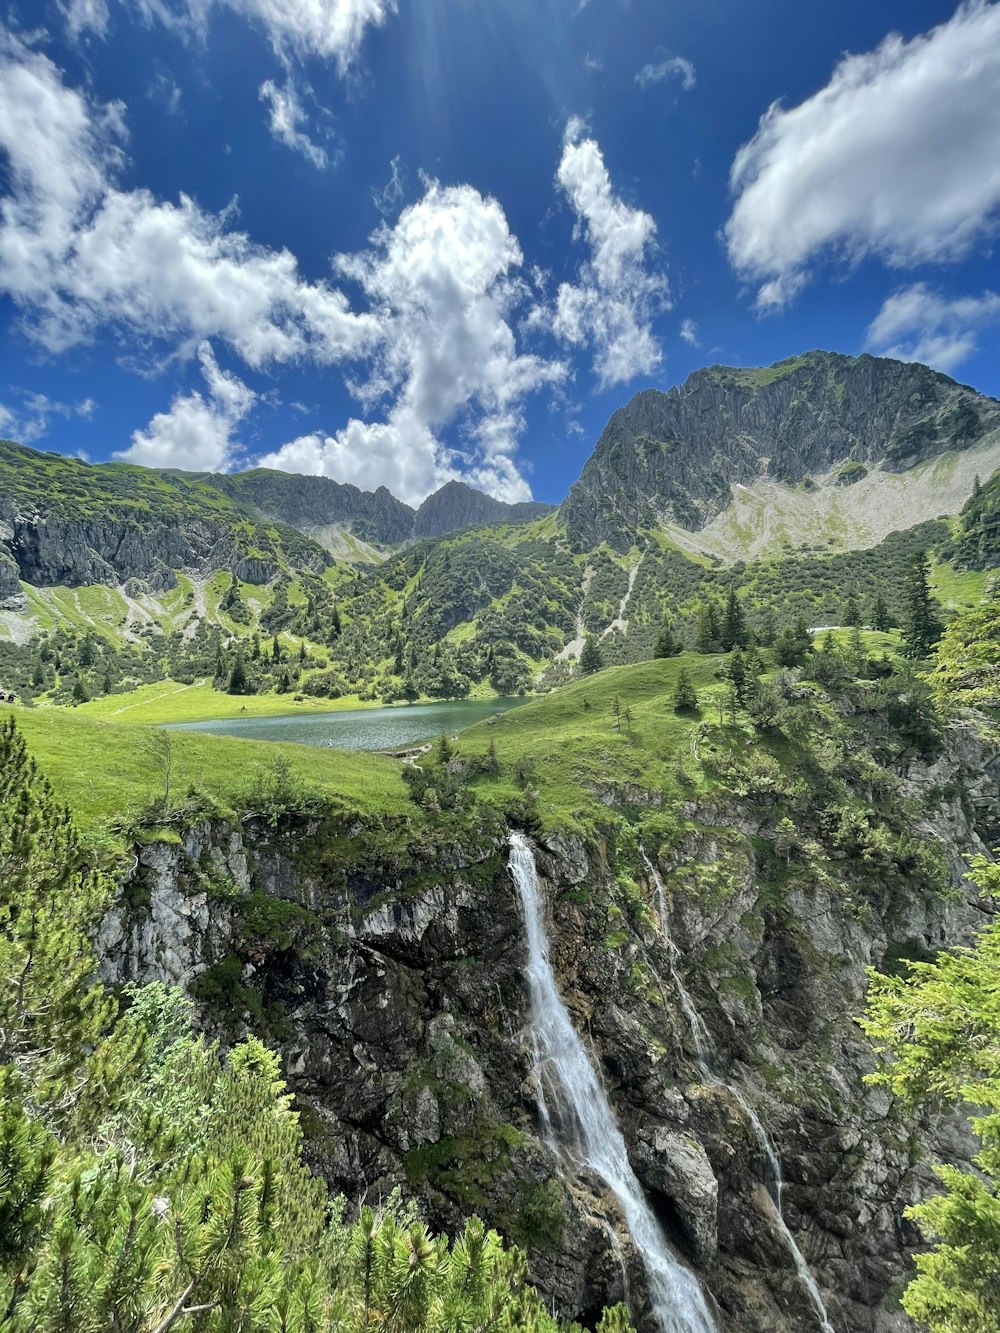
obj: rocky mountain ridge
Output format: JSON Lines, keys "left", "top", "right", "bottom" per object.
{"left": 561, "top": 350, "right": 1000, "bottom": 552}
{"left": 0, "top": 440, "right": 555, "bottom": 605}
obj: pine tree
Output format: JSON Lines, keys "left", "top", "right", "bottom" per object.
{"left": 842, "top": 595, "right": 862, "bottom": 628}
{"left": 331, "top": 603, "right": 342, "bottom": 636}
{"left": 227, "top": 652, "right": 248, "bottom": 695}
{"left": 871, "top": 593, "right": 894, "bottom": 633}
{"left": 720, "top": 588, "right": 748, "bottom": 652}
{"left": 774, "top": 816, "right": 797, "bottom": 864}
{"left": 271, "top": 635, "right": 281, "bottom": 663}
{"left": 672, "top": 666, "right": 699, "bottom": 713}
{"left": 579, "top": 634, "right": 603, "bottom": 675}
{"left": 653, "top": 617, "right": 682, "bottom": 658}
{"left": 723, "top": 648, "right": 750, "bottom": 705}
{"left": 695, "top": 603, "right": 721, "bottom": 654}
{"left": 861, "top": 855, "right": 1000, "bottom": 1333}
{"left": 901, "top": 554, "right": 943, "bottom": 659}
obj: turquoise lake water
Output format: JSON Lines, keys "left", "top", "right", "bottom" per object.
{"left": 166, "top": 696, "right": 527, "bottom": 750}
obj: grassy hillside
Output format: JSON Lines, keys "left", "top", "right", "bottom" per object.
{"left": 2, "top": 703, "right": 412, "bottom": 838}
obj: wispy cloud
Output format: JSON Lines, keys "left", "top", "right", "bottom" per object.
{"left": 259, "top": 78, "right": 334, "bottom": 169}
{"left": 0, "top": 391, "right": 96, "bottom": 445}
{"left": 866, "top": 283, "right": 1000, "bottom": 373}
{"left": 636, "top": 54, "right": 695, "bottom": 91}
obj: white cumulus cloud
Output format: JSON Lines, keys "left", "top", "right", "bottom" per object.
{"left": 0, "top": 28, "right": 560, "bottom": 500}
{"left": 260, "top": 181, "right": 566, "bottom": 503}
{"left": 550, "top": 118, "right": 669, "bottom": 388}
{"left": 636, "top": 55, "right": 695, "bottom": 91}
{"left": 0, "top": 31, "right": 375, "bottom": 363}
{"left": 865, "top": 283, "right": 1000, "bottom": 373}
{"left": 259, "top": 79, "right": 331, "bottom": 169}
{"left": 118, "top": 342, "right": 255, "bottom": 471}
{"left": 725, "top": 1, "right": 1000, "bottom": 310}
{"left": 679, "top": 318, "right": 699, "bottom": 346}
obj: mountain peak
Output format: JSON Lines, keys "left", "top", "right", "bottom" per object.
{"left": 561, "top": 350, "right": 1000, "bottom": 553}
{"left": 412, "top": 480, "right": 554, "bottom": 539}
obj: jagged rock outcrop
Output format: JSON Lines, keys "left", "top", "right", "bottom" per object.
{"left": 0, "top": 511, "right": 23, "bottom": 607}
{"left": 561, "top": 351, "right": 1000, "bottom": 551}
{"left": 0, "top": 440, "right": 332, "bottom": 591}
{"left": 412, "top": 480, "right": 553, "bottom": 539}
{"left": 96, "top": 718, "right": 1000, "bottom": 1333}
{"left": 203, "top": 469, "right": 417, "bottom": 547}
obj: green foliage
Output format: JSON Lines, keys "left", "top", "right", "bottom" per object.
{"left": 931, "top": 586, "right": 1000, "bottom": 715}
{"left": 579, "top": 633, "right": 604, "bottom": 675}
{"left": 652, "top": 616, "right": 683, "bottom": 658}
{"left": 902, "top": 553, "right": 944, "bottom": 659}
{"left": 0, "top": 717, "right": 115, "bottom": 1103}
{"left": 941, "top": 468, "right": 1000, "bottom": 570}
{"left": 672, "top": 666, "right": 699, "bottom": 713}
{"left": 0, "top": 718, "right": 618, "bottom": 1333}
{"left": 861, "top": 855, "right": 1000, "bottom": 1331}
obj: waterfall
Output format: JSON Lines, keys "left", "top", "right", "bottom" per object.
{"left": 508, "top": 834, "right": 716, "bottom": 1333}
{"left": 641, "top": 851, "right": 836, "bottom": 1333}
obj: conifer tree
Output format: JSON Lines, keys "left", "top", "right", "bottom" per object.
{"left": 901, "top": 554, "right": 943, "bottom": 659}
{"left": 720, "top": 588, "right": 748, "bottom": 652}
{"left": 695, "top": 603, "right": 721, "bottom": 654}
{"left": 723, "top": 648, "right": 751, "bottom": 705}
{"left": 774, "top": 816, "right": 798, "bottom": 864}
{"left": 579, "top": 634, "right": 603, "bottom": 675}
{"left": 871, "top": 593, "right": 894, "bottom": 633}
{"left": 227, "top": 652, "right": 248, "bottom": 695}
{"left": 653, "top": 616, "right": 682, "bottom": 658}
{"left": 842, "top": 595, "right": 862, "bottom": 628}
{"left": 672, "top": 666, "right": 699, "bottom": 713}
{"left": 862, "top": 855, "right": 1000, "bottom": 1332}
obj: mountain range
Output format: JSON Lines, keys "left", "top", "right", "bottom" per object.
{"left": 2, "top": 350, "right": 998, "bottom": 655}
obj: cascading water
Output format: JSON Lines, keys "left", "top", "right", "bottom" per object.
{"left": 508, "top": 834, "right": 716, "bottom": 1333}
{"left": 641, "top": 851, "right": 835, "bottom": 1333}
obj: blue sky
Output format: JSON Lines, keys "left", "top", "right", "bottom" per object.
{"left": 1, "top": 0, "right": 998, "bottom": 506}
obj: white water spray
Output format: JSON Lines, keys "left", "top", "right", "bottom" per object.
{"left": 641, "top": 851, "right": 835, "bottom": 1333}
{"left": 508, "top": 834, "right": 716, "bottom": 1333}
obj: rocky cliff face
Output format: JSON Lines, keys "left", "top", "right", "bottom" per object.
{"left": 561, "top": 351, "right": 1000, "bottom": 552}
{"left": 96, "top": 712, "right": 1000, "bottom": 1333}
{"left": 0, "top": 442, "right": 333, "bottom": 592}
{"left": 215, "top": 472, "right": 553, "bottom": 546}
{"left": 205, "top": 470, "right": 417, "bottom": 547}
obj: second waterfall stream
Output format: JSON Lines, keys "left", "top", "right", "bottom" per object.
{"left": 508, "top": 833, "right": 717, "bottom": 1333}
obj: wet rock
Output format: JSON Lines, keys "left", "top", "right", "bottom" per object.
{"left": 635, "top": 1128, "right": 719, "bottom": 1266}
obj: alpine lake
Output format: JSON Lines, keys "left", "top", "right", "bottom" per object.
{"left": 165, "top": 695, "right": 527, "bottom": 750}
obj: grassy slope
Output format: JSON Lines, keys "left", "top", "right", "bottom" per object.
{"left": 455, "top": 654, "right": 722, "bottom": 833}
{"left": 72, "top": 680, "right": 395, "bottom": 724}
{"left": 3, "top": 704, "right": 412, "bottom": 835}
{"left": 455, "top": 633, "right": 906, "bottom": 835}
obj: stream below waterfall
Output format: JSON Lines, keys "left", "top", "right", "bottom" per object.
{"left": 508, "top": 834, "right": 717, "bottom": 1333}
